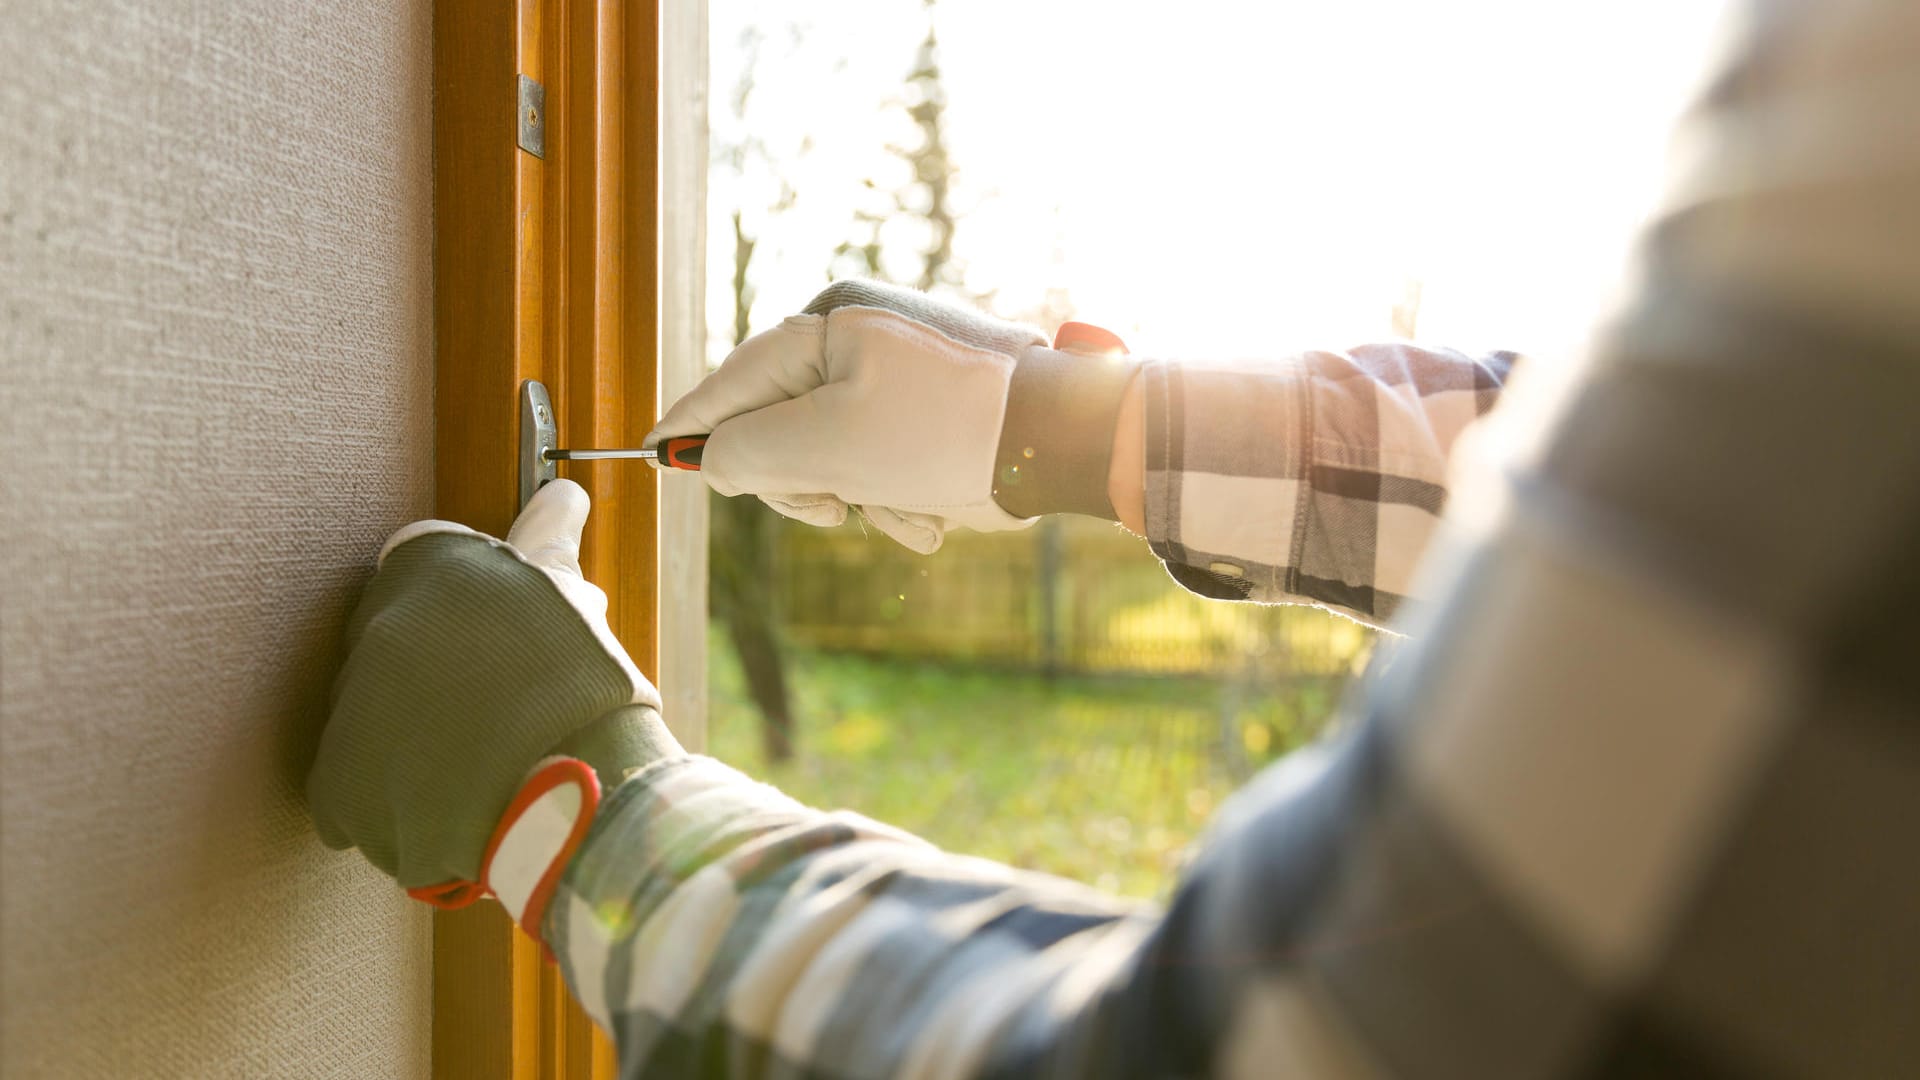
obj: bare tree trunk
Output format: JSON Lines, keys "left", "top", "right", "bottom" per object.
{"left": 732, "top": 211, "right": 755, "bottom": 350}
{"left": 712, "top": 487, "right": 797, "bottom": 761}
{"left": 710, "top": 209, "right": 800, "bottom": 760}
{"left": 1037, "top": 517, "right": 1063, "bottom": 678}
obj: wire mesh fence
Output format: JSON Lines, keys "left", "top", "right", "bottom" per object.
{"left": 763, "top": 512, "right": 1377, "bottom": 680}
{"left": 711, "top": 502, "right": 1379, "bottom": 897}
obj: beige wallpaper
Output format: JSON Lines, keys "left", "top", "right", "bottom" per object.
{"left": 1, "top": 1, "right": 434, "bottom": 1076}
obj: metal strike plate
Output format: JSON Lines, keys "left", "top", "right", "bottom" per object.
{"left": 517, "top": 74, "right": 546, "bottom": 158}
{"left": 519, "top": 379, "right": 557, "bottom": 511}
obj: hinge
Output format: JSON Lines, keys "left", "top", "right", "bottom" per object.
{"left": 517, "top": 74, "right": 546, "bottom": 159}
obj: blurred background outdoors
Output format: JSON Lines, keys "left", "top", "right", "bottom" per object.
{"left": 702, "top": 0, "right": 1729, "bottom": 898}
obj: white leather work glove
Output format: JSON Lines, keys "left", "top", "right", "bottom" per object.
{"left": 650, "top": 281, "right": 1138, "bottom": 553}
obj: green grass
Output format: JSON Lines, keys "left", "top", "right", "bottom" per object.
{"left": 705, "top": 632, "right": 1344, "bottom": 899}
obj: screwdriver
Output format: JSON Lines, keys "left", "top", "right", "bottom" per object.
{"left": 540, "top": 325, "right": 1123, "bottom": 476}
{"left": 544, "top": 435, "right": 707, "bottom": 471}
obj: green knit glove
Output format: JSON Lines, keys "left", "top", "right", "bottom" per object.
{"left": 306, "top": 479, "right": 682, "bottom": 892}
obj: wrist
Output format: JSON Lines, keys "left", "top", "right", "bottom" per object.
{"left": 547, "top": 704, "right": 685, "bottom": 792}
{"left": 428, "top": 710, "right": 682, "bottom": 949}
{"left": 991, "top": 324, "right": 1142, "bottom": 520}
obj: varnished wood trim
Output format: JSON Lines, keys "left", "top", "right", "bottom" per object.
{"left": 433, "top": 0, "right": 664, "bottom": 1075}
{"left": 431, "top": 0, "right": 540, "bottom": 1072}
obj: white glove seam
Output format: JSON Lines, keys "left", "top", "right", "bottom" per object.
{"left": 831, "top": 308, "right": 1016, "bottom": 373}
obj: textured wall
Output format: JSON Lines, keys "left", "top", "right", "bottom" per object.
{"left": 0, "top": 2, "right": 434, "bottom": 1077}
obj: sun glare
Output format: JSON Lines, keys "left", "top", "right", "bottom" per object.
{"left": 711, "top": 0, "right": 1730, "bottom": 364}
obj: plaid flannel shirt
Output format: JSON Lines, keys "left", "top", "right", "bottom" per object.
{"left": 542, "top": 2, "right": 1920, "bottom": 1074}
{"left": 1139, "top": 346, "right": 1516, "bottom": 623}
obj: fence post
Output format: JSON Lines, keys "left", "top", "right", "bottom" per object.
{"left": 1037, "top": 517, "right": 1063, "bottom": 678}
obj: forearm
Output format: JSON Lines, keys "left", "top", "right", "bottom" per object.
{"left": 543, "top": 756, "right": 1160, "bottom": 1076}
{"left": 1058, "top": 342, "right": 1516, "bottom": 625}
{"left": 540, "top": 706, "right": 1427, "bottom": 1079}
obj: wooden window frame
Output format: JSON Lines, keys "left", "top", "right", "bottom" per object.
{"left": 431, "top": 0, "right": 705, "bottom": 1075}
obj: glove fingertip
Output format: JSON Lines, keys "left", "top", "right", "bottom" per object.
{"left": 506, "top": 479, "right": 591, "bottom": 575}
{"left": 762, "top": 494, "right": 848, "bottom": 528}
{"left": 860, "top": 505, "right": 945, "bottom": 554}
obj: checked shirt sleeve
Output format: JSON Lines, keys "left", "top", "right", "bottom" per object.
{"left": 538, "top": 754, "right": 1170, "bottom": 1078}
{"left": 1140, "top": 345, "right": 1516, "bottom": 625}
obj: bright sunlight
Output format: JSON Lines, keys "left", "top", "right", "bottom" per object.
{"left": 711, "top": 0, "right": 1731, "bottom": 362}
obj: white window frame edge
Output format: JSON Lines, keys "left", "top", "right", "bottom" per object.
{"left": 659, "top": 0, "right": 709, "bottom": 751}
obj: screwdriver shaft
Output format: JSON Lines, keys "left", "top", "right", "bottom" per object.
{"left": 542, "top": 435, "right": 705, "bottom": 471}
{"left": 544, "top": 448, "right": 657, "bottom": 461}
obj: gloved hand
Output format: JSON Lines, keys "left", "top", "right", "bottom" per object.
{"left": 307, "top": 479, "right": 681, "bottom": 917}
{"left": 648, "top": 280, "right": 1140, "bottom": 553}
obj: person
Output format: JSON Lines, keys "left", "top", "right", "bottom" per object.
{"left": 306, "top": 0, "right": 1919, "bottom": 1074}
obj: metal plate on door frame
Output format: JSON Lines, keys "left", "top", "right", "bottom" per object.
{"left": 519, "top": 379, "right": 557, "bottom": 511}
{"left": 517, "top": 74, "right": 546, "bottom": 158}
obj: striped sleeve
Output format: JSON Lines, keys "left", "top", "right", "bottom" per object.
{"left": 545, "top": 744, "right": 1447, "bottom": 1079}
{"left": 541, "top": 755, "right": 1166, "bottom": 1078}
{"left": 1141, "top": 345, "right": 1516, "bottom": 625}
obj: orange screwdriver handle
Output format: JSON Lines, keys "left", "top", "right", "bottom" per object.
{"left": 657, "top": 435, "right": 706, "bottom": 471}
